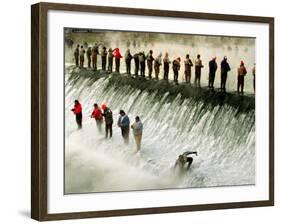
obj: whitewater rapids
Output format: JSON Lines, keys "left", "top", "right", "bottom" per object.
{"left": 64, "top": 70, "right": 255, "bottom": 194}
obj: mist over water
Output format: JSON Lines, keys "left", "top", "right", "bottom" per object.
{"left": 65, "top": 70, "right": 255, "bottom": 194}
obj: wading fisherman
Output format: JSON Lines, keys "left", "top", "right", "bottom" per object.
{"left": 172, "top": 57, "right": 181, "bottom": 84}
{"left": 74, "top": 44, "right": 80, "bottom": 67}
{"left": 131, "top": 116, "right": 143, "bottom": 151}
{"left": 237, "top": 61, "right": 247, "bottom": 94}
{"left": 133, "top": 52, "right": 140, "bottom": 76}
{"left": 208, "top": 57, "right": 217, "bottom": 89}
{"left": 113, "top": 48, "right": 122, "bottom": 73}
{"left": 107, "top": 48, "right": 114, "bottom": 72}
{"left": 91, "top": 103, "right": 103, "bottom": 133}
{"left": 194, "top": 54, "right": 203, "bottom": 87}
{"left": 147, "top": 50, "right": 154, "bottom": 78}
{"left": 154, "top": 53, "right": 162, "bottom": 79}
{"left": 101, "top": 46, "right": 108, "bottom": 70}
{"left": 125, "top": 49, "right": 133, "bottom": 75}
{"left": 184, "top": 54, "right": 193, "bottom": 84}
{"left": 79, "top": 45, "right": 85, "bottom": 68}
{"left": 101, "top": 104, "right": 113, "bottom": 138}
{"left": 86, "top": 46, "right": 92, "bottom": 68}
{"left": 220, "top": 56, "right": 231, "bottom": 92}
{"left": 174, "top": 151, "right": 198, "bottom": 170}
{"left": 163, "top": 52, "right": 171, "bottom": 80}
{"left": 117, "top": 110, "right": 130, "bottom": 144}
{"left": 71, "top": 100, "right": 82, "bottom": 129}
{"left": 91, "top": 43, "right": 99, "bottom": 70}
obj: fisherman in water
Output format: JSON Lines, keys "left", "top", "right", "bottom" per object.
{"left": 117, "top": 110, "right": 130, "bottom": 144}
{"left": 174, "top": 151, "right": 198, "bottom": 170}
{"left": 91, "top": 103, "right": 103, "bottom": 133}
{"left": 101, "top": 104, "right": 113, "bottom": 138}
{"left": 71, "top": 100, "right": 82, "bottom": 129}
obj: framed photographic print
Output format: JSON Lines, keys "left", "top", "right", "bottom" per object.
{"left": 31, "top": 2, "right": 274, "bottom": 221}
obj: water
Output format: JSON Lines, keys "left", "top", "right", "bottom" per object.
{"left": 64, "top": 69, "right": 255, "bottom": 194}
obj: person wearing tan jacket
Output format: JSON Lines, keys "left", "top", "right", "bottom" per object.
{"left": 237, "top": 61, "right": 247, "bottom": 94}
{"left": 163, "top": 52, "right": 171, "bottom": 80}
{"left": 184, "top": 54, "right": 193, "bottom": 84}
{"left": 131, "top": 116, "right": 143, "bottom": 151}
{"left": 194, "top": 54, "right": 204, "bottom": 87}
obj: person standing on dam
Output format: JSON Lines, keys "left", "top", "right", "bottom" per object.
{"left": 147, "top": 50, "right": 154, "bottom": 79}
{"left": 71, "top": 100, "right": 82, "bottom": 129}
{"left": 237, "top": 61, "right": 247, "bottom": 95}
{"left": 86, "top": 46, "right": 92, "bottom": 68}
{"left": 172, "top": 57, "right": 181, "bottom": 84}
{"left": 194, "top": 54, "right": 204, "bottom": 87}
{"left": 208, "top": 57, "right": 217, "bottom": 89}
{"left": 74, "top": 44, "right": 80, "bottom": 67}
{"left": 184, "top": 54, "right": 193, "bottom": 84}
{"left": 101, "top": 104, "right": 113, "bottom": 138}
{"left": 133, "top": 52, "right": 140, "bottom": 76}
{"left": 139, "top": 51, "right": 146, "bottom": 77}
{"left": 154, "top": 53, "right": 162, "bottom": 79}
{"left": 107, "top": 48, "right": 114, "bottom": 72}
{"left": 113, "top": 48, "right": 123, "bottom": 73}
{"left": 91, "top": 103, "right": 103, "bottom": 133}
{"left": 118, "top": 110, "right": 130, "bottom": 144}
{"left": 125, "top": 49, "right": 133, "bottom": 75}
{"left": 101, "top": 47, "right": 108, "bottom": 71}
{"left": 79, "top": 45, "right": 86, "bottom": 68}
{"left": 163, "top": 52, "right": 171, "bottom": 81}
{"left": 91, "top": 43, "right": 99, "bottom": 70}
{"left": 131, "top": 116, "right": 143, "bottom": 151}
{"left": 220, "top": 56, "right": 231, "bottom": 92}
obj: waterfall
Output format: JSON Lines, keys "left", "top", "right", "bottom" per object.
{"left": 64, "top": 68, "right": 255, "bottom": 194}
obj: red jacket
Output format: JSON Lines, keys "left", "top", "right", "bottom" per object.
{"left": 72, "top": 103, "right": 82, "bottom": 114}
{"left": 92, "top": 108, "right": 103, "bottom": 120}
{"left": 113, "top": 48, "right": 122, "bottom": 59}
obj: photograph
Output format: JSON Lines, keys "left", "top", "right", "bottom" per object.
{"left": 64, "top": 28, "right": 256, "bottom": 194}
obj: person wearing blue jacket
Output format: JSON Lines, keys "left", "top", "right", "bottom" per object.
{"left": 117, "top": 110, "right": 130, "bottom": 144}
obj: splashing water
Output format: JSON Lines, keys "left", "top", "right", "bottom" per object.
{"left": 64, "top": 71, "right": 255, "bottom": 194}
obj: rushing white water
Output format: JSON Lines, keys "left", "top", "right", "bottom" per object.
{"left": 64, "top": 71, "right": 255, "bottom": 194}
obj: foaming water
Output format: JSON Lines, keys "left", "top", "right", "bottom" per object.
{"left": 65, "top": 72, "right": 255, "bottom": 194}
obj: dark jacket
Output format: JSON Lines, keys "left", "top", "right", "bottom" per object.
{"left": 74, "top": 48, "right": 79, "bottom": 57}
{"left": 172, "top": 59, "right": 180, "bottom": 71}
{"left": 125, "top": 52, "right": 133, "bottom": 62}
{"left": 221, "top": 59, "right": 231, "bottom": 74}
{"left": 86, "top": 48, "right": 92, "bottom": 57}
{"left": 117, "top": 115, "right": 130, "bottom": 128}
{"left": 133, "top": 53, "right": 139, "bottom": 63}
{"left": 209, "top": 60, "right": 218, "bottom": 74}
{"left": 102, "top": 108, "right": 113, "bottom": 125}
{"left": 147, "top": 53, "right": 154, "bottom": 63}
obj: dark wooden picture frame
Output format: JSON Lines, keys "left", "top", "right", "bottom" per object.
{"left": 31, "top": 2, "right": 274, "bottom": 221}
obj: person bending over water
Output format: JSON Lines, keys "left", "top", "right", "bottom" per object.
{"left": 174, "top": 151, "right": 198, "bottom": 170}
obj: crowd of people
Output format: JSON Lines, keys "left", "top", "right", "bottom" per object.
{"left": 71, "top": 100, "right": 198, "bottom": 169}
{"left": 71, "top": 100, "right": 143, "bottom": 151}
{"left": 73, "top": 43, "right": 256, "bottom": 94}
{"left": 71, "top": 100, "right": 201, "bottom": 170}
